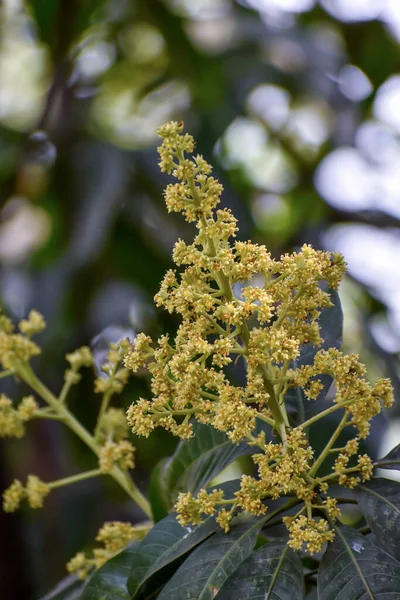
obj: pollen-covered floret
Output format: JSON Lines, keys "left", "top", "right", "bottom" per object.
{"left": 66, "top": 552, "right": 91, "bottom": 580}
{"left": 123, "top": 334, "right": 153, "bottom": 372}
{"left": 67, "top": 520, "right": 148, "bottom": 578}
{"left": 26, "top": 475, "right": 50, "bottom": 508}
{"left": 0, "top": 331, "right": 41, "bottom": 370}
{"left": 94, "top": 340, "right": 132, "bottom": 395}
{"left": 175, "top": 489, "right": 225, "bottom": 526}
{"left": 283, "top": 515, "right": 334, "bottom": 554}
{"left": 2, "top": 479, "right": 24, "bottom": 512}
{"left": 0, "top": 394, "right": 25, "bottom": 438}
{"left": 18, "top": 310, "right": 46, "bottom": 337}
{"left": 66, "top": 346, "right": 93, "bottom": 370}
{"left": 17, "top": 395, "right": 39, "bottom": 421}
{"left": 99, "top": 440, "right": 135, "bottom": 473}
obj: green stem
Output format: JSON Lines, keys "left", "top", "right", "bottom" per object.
{"left": 35, "top": 410, "right": 64, "bottom": 421}
{"left": 0, "top": 369, "right": 13, "bottom": 379}
{"left": 299, "top": 399, "right": 354, "bottom": 430}
{"left": 59, "top": 379, "right": 75, "bottom": 405}
{"left": 48, "top": 469, "right": 103, "bottom": 490}
{"left": 333, "top": 497, "right": 358, "bottom": 504}
{"left": 94, "top": 389, "right": 113, "bottom": 439}
{"left": 16, "top": 362, "right": 152, "bottom": 518}
{"left": 200, "top": 391, "right": 220, "bottom": 401}
{"left": 188, "top": 171, "right": 289, "bottom": 444}
{"left": 255, "top": 412, "right": 276, "bottom": 428}
{"left": 309, "top": 412, "right": 349, "bottom": 478}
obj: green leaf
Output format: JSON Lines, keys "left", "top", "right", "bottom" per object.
{"left": 150, "top": 422, "right": 249, "bottom": 514}
{"left": 79, "top": 542, "right": 140, "bottom": 600}
{"left": 355, "top": 478, "right": 400, "bottom": 561}
{"left": 128, "top": 480, "right": 240, "bottom": 599}
{"left": 127, "top": 515, "right": 216, "bottom": 598}
{"left": 375, "top": 444, "right": 400, "bottom": 470}
{"left": 156, "top": 518, "right": 263, "bottom": 600}
{"left": 318, "top": 525, "right": 400, "bottom": 599}
{"left": 285, "top": 288, "right": 343, "bottom": 422}
{"left": 215, "top": 540, "right": 305, "bottom": 600}
{"left": 148, "top": 457, "right": 171, "bottom": 522}
{"left": 40, "top": 575, "right": 85, "bottom": 600}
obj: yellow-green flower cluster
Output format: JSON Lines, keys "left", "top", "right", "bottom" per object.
{"left": 122, "top": 122, "right": 393, "bottom": 554}
{"left": 64, "top": 345, "right": 93, "bottom": 385}
{"left": 293, "top": 348, "right": 393, "bottom": 438}
{"left": 0, "top": 309, "right": 42, "bottom": 370}
{"left": 99, "top": 440, "right": 135, "bottom": 473}
{"left": 124, "top": 122, "right": 347, "bottom": 445}
{"left": 18, "top": 310, "right": 46, "bottom": 337}
{"left": 97, "top": 407, "right": 129, "bottom": 442}
{"left": 283, "top": 515, "right": 334, "bottom": 554}
{"left": 3, "top": 475, "right": 50, "bottom": 512}
{"left": 67, "top": 521, "right": 149, "bottom": 579}
{"left": 0, "top": 394, "right": 38, "bottom": 438}
{"left": 94, "top": 339, "right": 131, "bottom": 394}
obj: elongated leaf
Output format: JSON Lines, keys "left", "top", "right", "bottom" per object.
{"left": 285, "top": 288, "right": 343, "bottom": 422}
{"left": 150, "top": 422, "right": 249, "bottom": 515}
{"left": 318, "top": 525, "right": 400, "bottom": 599}
{"left": 157, "top": 519, "right": 263, "bottom": 600}
{"left": 128, "top": 480, "right": 240, "bottom": 599}
{"left": 355, "top": 478, "right": 400, "bottom": 561}
{"left": 79, "top": 542, "right": 140, "bottom": 600}
{"left": 148, "top": 457, "right": 171, "bottom": 521}
{"left": 40, "top": 575, "right": 85, "bottom": 600}
{"left": 215, "top": 540, "right": 304, "bottom": 600}
{"left": 375, "top": 444, "right": 400, "bottom": 470}
{"left": 127, "top": 513, "right": 216, "bottom": 599}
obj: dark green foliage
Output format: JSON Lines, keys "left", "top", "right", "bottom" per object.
{"left": 355, "top": 478, "right": 400, "bottom": 561}
{"left": 318, "top": 525, "right": 400, "bottom": 599}
{"left": 79, "top": 543, "right": 140, "bottom": 600}
{"left": 215, "top": 540, "right": 304, "bottom": 600}
{"left": 42, "top": 450, "right": 400, "bottom": 600}
{"left": 149, "top": 422, "right": 249, "bottom": 519}
{"left": 157, "top": 519, "right": 263, "bottom": 600}
{"left": 375, "top": 445, "right": 400, "bottom": 470}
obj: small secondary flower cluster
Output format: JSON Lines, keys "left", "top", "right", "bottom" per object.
{"left": 67, "top": 521, "right": 150, "bottom": 579}
{"left": 0, "top": 311, "right": 137, "bottom": 513}
{"left": 3, "top": 476, "right": 50, "bottom": 512}
{"left": 123, "top": 122, "right": 394, "bottom": 554}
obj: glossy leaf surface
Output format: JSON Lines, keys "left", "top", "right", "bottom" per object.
{"left": 355, "top": 477, "right": 400, "bottom": 561}
{"left": 215, "top": 540, "right": 304, "bottom": 600}
{"left": 79, "top": 543, "right": 140, "bottom": 600}
{"left": 375, "top": 444, "right": 400, "bottom": 471}
{"left": 318, "top": 525, "right": 400, "bottom": 599}
{"left": 129, "top": 480, "right": 240, "bottom": 598}
{"left": 149, "top": 422, "right": 249, "bottom": 515}
{"left": 157, "top": 519, "right": 263, "bottom": 600}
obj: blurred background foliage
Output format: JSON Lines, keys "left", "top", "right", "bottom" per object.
{"left": 1, "top": 0, "right": 400, "bottom": 597}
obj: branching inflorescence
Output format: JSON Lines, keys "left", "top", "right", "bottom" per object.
{"left": 123, "top": 122, "right": 394, "bottom": 553}
{"left": 0, "top": 311, "right": 151, "bottom": 574}
{"left": 0, "top": 122, "right": 394, "bottom": 569}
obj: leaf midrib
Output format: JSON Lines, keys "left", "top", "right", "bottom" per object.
{"left": 334, "top": 527, "right": 375, "bottom": 600}
{"left": 265, "top": 545, "right": 289, "bottom": 600}
{"left": 170, "top": 439, "right": 245, "bottom": 494}
{"left": 358, "top": 484, "right": 400, "bottom": 517}
{"left": 197, "top": 523, "right": 262, "bottom": 600}
{"left": 129, "top": 516, "right": 216, "bottom": 596}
